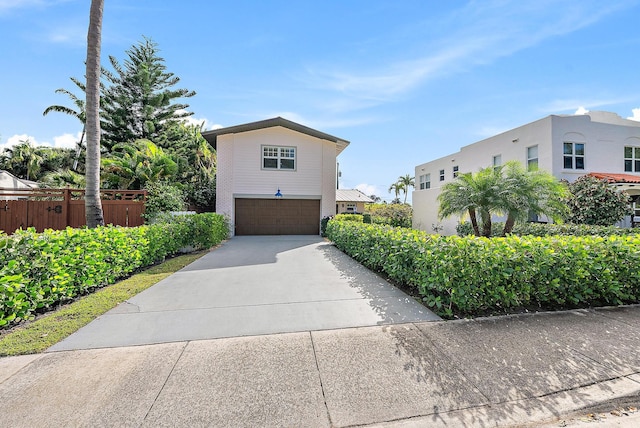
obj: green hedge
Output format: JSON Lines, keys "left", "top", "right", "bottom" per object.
{"left": 0, "top": 213, "right": 228, "bottom": 327}
{"left": 327, "top": 220, "right": 640, "bottom": 318}
{"left": 456, "top": 221, "right": 640, "bottom": 237}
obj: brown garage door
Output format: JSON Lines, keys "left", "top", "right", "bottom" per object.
{"left": 235, "top": 198, "right": 320, "bottom": 235}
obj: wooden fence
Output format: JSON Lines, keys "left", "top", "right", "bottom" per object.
{"left": 0, "top": 188, "right": 146, "bottom": 235}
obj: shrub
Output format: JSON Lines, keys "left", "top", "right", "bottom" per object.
{"left": 0, "top": 213, "right": 228, "bottom": 327}
{"left": 365, "top": 203, "right": 412, "bottom": 228}
{"left": 326, "top": 220, "right": 640, "bottom": 318}
{"left": 565, "top": 175, "right": 632, "bottom": 226}
{"left": 456, "top": 221, "right": 639, "bottom": 237}
{"left": 143, "top": 181, "right": 187, "bottom": 222}
{"left": 334, "top": 213, "right": 364, "bottom": 223}
{"left": 320, "top": 216, "right": 332, "bottom": 237}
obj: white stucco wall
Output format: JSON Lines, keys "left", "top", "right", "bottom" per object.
{"left": 413, "top": 112, "right": 640, "bottom": 235}
{"left": 215, "top": 126, "right": 338, "bottom": 235}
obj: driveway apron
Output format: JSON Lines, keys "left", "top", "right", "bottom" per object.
{"left": 50, "top": 235, "right": 439, "bottom": 351}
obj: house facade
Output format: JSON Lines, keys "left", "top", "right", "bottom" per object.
{"left": 336, "top": 189, "right": 374, "bottom": 214}
{"left": 413, "top": 111, "right": 640, "bottom": 235}
{"left": 0, "top": 170, "right": 38, "bottom": 200}
{"left": 202, "top": 117, "right": 349, "bottom": 236}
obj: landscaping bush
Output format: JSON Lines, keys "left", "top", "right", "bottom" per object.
{"left": 456, "top": 221, "right": 639, "bottom": 237}
{"left": 334, "top": 213, "right": 364, "bottom": 223}
{"left": 0, "top": 213, "right": 228, "bottom": 327}
{"left": 326, "top": 220, "right": 640, "bottom": 318}
{"left": 365, "top": 203, "right": 412, "bottom": 228}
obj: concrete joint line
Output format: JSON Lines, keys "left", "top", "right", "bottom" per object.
{"left": 589, "top": 307, "right": 638, "bottom": 328}
{"left": 309, "top": 332, "right": 333, "bottom": 427}
{"left": 141, "top": 341, "right": 189, "bottom": 423}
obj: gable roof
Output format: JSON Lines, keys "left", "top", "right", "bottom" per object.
{"left": 588, "top": 172, "right": 640, "bottom": 184}
{"left": 201, "top": 117, "right": 350, "bottom": 155}
{"left": 336, "top": 189, "right": 374, "bottom": 203}
{"left": 0, "top": 170, "right": 39, "bottom": 189}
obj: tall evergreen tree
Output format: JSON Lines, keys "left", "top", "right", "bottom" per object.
{"left": 101, "top": 37, "right": 195, "bottom": 149}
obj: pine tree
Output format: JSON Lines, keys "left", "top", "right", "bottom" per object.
{"left": 101, "top": 37, "right": 195, "bottom": 149}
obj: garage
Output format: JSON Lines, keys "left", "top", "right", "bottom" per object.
{"left": 235, "top": 198, "right": 320, "bottom": 235}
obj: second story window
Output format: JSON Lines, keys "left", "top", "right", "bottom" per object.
{"left": 453, "top": 166, "right": 459, "bottom": 178}
{"left": 493, "top": 154, "right": 502, "bottom": 170}
{"left": 563, "top": 142, "right": 585, "bottom": 169}
{"left": 527, "top": 145, "right": 538, "bottom": 171}
{"left": 419, "top": 173, "right": 431, "bottom": 189}
{"left": 439, "top": 169, "right": 445, "bottom": 181}
{"left": 263, "top": 146, "right": 296, "bottom": 170}
{"left": 624, "top": 146, "right": 640, "bottom": 172}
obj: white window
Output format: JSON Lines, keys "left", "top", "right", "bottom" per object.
{"left": 439, "top": 169, "right": 445, "bottom": 181}
{"left": 493, "top": 154, "right": 502, "bottom": 169}
{"left": 419, "top": 173, "right": 431, "bottom": 190}
{"left": 527, "top": 145, "right": 538, "bottom": 171}
{"left": 452, "top": 165, "right": 459, "bottom": 178}
{"left": 624, "top": 146, "right": 640, "bottom": 172}
{"left": 346, "top": 203, "right": 356, "bottom": 212}
{"left": 563, "top": 142, "right": 585, "bottom": 169}
{"left": 262, "top": 146, "right": 296, "bottom": 170}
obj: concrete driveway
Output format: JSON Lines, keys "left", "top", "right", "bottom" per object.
{"left": 50, "top": 235, "right": 439, "bottom": 351}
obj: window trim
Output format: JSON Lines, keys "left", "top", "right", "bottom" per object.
{"left": 452, "top": 165, "right": 459, "bottom": 178}
{"left": 261, "top": 145, "right": 297, "bottom": 171}
{"left": 563, "top": 141, "right": 585, "bottom": 170}
{"left": 624, "top": 146, "right": 640, "bottom": 173}
{"left": 439, "top": 169, "right": 445, "bottom": 181}
{"left": 526, "top": 145, "right": 538, "bottom": 171}
{"left": 419, "top": 173, "right": 431, "bottom": 190}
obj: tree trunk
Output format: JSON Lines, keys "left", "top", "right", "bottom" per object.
{"left": 468, "top": 208, "right": 480, "bottom": 237}
{"left": 84, "top": 0, "right": 104, "bottom": 228}
{"left": 503, "top": 212, "right": 516, "bottom": 236}
{"left": 480, "top": 209, "right": 492, "bottom": 238}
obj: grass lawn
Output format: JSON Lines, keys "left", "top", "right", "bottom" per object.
{"left": 0, "top": 251, "right": 208, "bottom": 357}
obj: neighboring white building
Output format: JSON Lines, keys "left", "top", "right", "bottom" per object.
{"left": 413, "top": 111, "right": 640, "bottom": 235}
{"left": 202, "top": 117, "right": 349, "bottom": 236}
{"left": 0, "top": 170, "right": 38, "bottom": 200}
{"left": 336, "top": 189, "right": 374, "bottom": 214}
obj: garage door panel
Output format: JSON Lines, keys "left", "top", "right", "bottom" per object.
{"left": 235, "top": 198, "right": 320, "bottom": 235}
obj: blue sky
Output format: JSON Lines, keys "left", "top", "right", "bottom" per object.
{"left": 1, "top": 0, "right": 640, "bottom": 202}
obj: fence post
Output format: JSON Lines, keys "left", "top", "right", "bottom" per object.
{"left": 64, "top": 188, "right": 70, "bottom": 228}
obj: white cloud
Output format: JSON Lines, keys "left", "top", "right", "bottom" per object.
{"left": 628, "top": 108, "right": 640, "bottom": 122}
{"left": 1, "top": 132, "right": 81, "bottom": 151}
{"left": 540, "top": 97, "right": 631, "bottom": 114}
{"left": 574, "top": 106, "right": 590, "bottom": 115}
{"left": 176, "top": 110, "right": 222, "bottom": 130}
{"left": 53, "top": 132, "right": 82, "bottom": 148}
{"left": 355, "top": 183, "right": 382, "bottom": 198}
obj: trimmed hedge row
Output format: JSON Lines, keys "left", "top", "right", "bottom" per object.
{"left": 0, "top": 213, "right": 228, "bottom": 327}
{"left": 457, "top": 221, "right": 640, "bottom": 237}
{"left": 326, "top": 220, "right": 640, "bottom": 318}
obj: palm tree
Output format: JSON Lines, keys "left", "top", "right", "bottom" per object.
{"left": 388, "top": 182, "right": 404, "bottom": 203}
{"left": 6, "top": 140, "right": 44, "bottom": 180}
{"left": 438, "top": 168, "right": 503, "bottom": 237}
{"left": 498, "top": 161, "right": 568, "bottom": 235}
{"left": 84, "top": 0, "right": 104, "bottom": 228}
{"left": 438, "top": 163, "right": 567, "bottom": 237}
{"left": 43, "top": 77, "right": 86, "bottom": 170}
{"left": 397, "top": 174, "right": 415, "bottom": 204}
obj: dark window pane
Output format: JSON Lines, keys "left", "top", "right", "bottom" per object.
{"left": 263, "top": 158, "right": 277, "bottom": 169}
{"left": 563, "top": 143, "right": 573, "bottom": 155}
{"left": 575, "top": 157, "right": 584, "bottom": 169}
{"left": 625, "top": 146, "right": 633, "bottom": 158}
{"left": 426, "top": 182, "right": 430, "bottom": 189}
{"left": 564, "top": 156, "right": 573, "bottom": 169}
{"left": 625, "top": 160, "right": 633, "bottom": 171}
{"left": 636, "top": 160, "right": 640, "bottom": 172}
{"left": 636, "top": 147, "right": 640, "bottom": 158}
{"left": 575, "top": 144, "right": 584, "bottom": 156}
{"left": 280, "top": 159, "right": 295, "bottom": 169}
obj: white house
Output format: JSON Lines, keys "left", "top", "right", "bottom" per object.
{"left": 0, "top": 170, "right": 38, "bottom": 200}
{"left": 413, "top": 111, "right": 640, "bottom": 235}
{"left": 336, "top": 189, "right": 374, "bottom": 214}
{"left": 202, "top": 117, "right": 349, "bottom": 236}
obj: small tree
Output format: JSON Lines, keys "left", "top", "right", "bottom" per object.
{"left": 565, "top": 175, "right": 632, "bottom": 226}
{"left": 397, "top": 174, "right": 415, "bottom": 204}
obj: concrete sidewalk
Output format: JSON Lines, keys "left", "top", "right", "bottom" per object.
{"left": 2, "top": 307, "right": 640, "bottom": 427}
{"left": 50, "top": 236, "right": 439, "bottom": 351}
